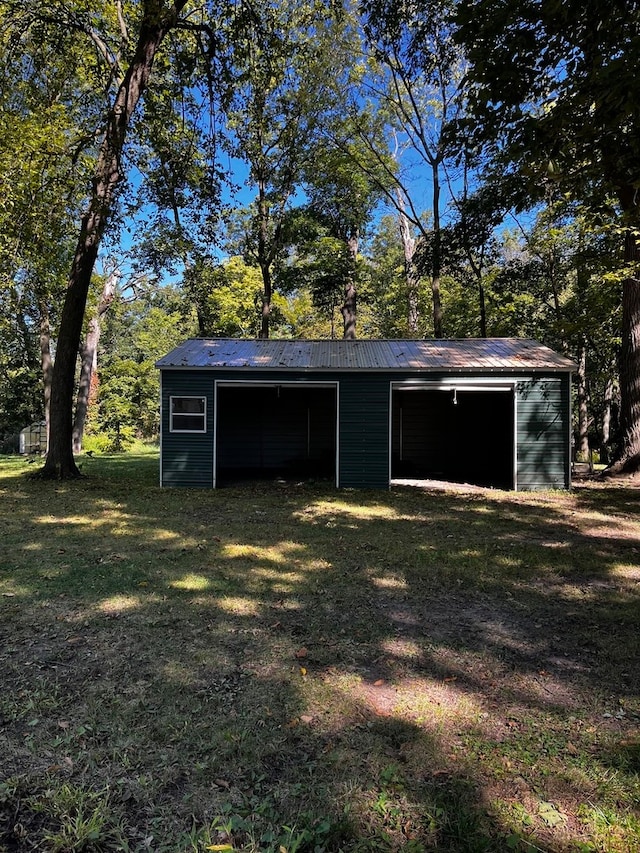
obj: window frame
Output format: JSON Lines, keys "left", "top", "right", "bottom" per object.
{"left": 169, "top": 395, "right": 207, "bottom": 434}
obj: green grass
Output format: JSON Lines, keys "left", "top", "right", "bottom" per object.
{"left": 1, "top": 451, "right": 640, "bottom": 852}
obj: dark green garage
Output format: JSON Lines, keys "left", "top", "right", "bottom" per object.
{"left": 156, "top": 338, "right": 576, "bottom": 490}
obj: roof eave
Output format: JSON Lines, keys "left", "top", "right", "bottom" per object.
{"left": 156, "top": 363, "right": 576, "bottom": 373}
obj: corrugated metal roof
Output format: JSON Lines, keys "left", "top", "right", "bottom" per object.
{"left": 156, "top": 338, "right": 577, "bottom": 372}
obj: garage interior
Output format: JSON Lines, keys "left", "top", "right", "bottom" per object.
{"left": 216, "top": 384, "right": 337, "bottom": 485}
{"left": 391, "top": 387, "right": 515, "bottom": 490}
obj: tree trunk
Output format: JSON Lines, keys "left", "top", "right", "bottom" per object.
{"left": 397, "top": 191, "right": 419, "bottom": 336}
{"left": 257, "top": 180, "right": 272, "bottom": 339}
{"left": 39, "top": 304, "right": 53, "bottom": 452}
{"left": 478, "top": 280, "right": 487, "bottom": 338}
{"left": 601, "top": 375, "right": 614, "bottom": 464}
{"left": 431, "top": 160, "right": 443, "bottom": 338}
{"left": 607, "top": 228, "right": 640, "bottom": 474}
{"left": 40, "top": 1, "right": 186, "bottom": 479}
{"left": 575, "top": 340, "right": 589, "bottom": 461}
{"left": 72, "top": 270, "right": 119, "bottom": 453}
{"left": 259, "top": 262, "right": 272, "bottom": 339}
{"left": 342, "top": 280, "right": 357, "bottom": 340}
{"left": 341, "top": 233, "right": 358, "bottom": 340}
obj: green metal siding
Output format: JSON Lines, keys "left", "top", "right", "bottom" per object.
{"left": 338, "top": 375, "right": 390, "bottom": 488}
{"left": 516, "top": 376, "right": 570, "bottom": 489}
{"left": 161, "top": 372, "right": 214, "bottom": 487}
{"left": 159, "top": 367, "right": 572, "bottom": 491}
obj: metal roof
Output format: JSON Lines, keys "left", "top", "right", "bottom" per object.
{"left": 157, "top": 338, "right": 576, "bottom": 373}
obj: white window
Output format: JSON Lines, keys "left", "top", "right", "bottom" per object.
{"left": 170, "top": 396, "right": 206, "bottom": 433}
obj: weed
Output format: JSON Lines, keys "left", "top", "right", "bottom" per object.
{"left": 37, "top": 784, "right": 127, "bottom": 852}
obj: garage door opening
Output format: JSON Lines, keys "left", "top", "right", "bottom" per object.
{"left": 391, "top": 387, "right": 515, "bottom": 490}
{"left": 216, "top": 384, "right": 337, "bottom": 486}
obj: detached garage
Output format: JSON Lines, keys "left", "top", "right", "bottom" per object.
{"left": 156, "top": 338, "right": 576, "bottom": 491}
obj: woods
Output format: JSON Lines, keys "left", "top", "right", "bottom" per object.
{"left": 0, "top": 0, "right": 638, "bottom": 473}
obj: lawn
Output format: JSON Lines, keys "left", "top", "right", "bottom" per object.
{"left": 1, "top": 450, "right": 639, "bottom": 852}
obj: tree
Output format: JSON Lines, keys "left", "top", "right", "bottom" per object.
{"left": 0, "top": 20, "right": 93, "bottom": 444}
{"left": 479, "top": 204, "right": 622, "bottom": 460}
{"left": 365, "top": 213, "right": 430, "bottom": 337}
{"left": 182, "top": 256, "right": 264, "bottom": 337}
{"left": 302, "top": 140, "right": 384, "bottom": 338}
{"left": 0, "top": 0, "right": 232, "bottom": 477}
{"left": 0, "top": 285, "right": 43, "bottom": 446}
{"left": 221, "top": 0, "right": 339, "bottom": 338}
{"left": 453, "top": 0, "right": 640, "bottom": 471}
{"left": 44, "top": 0, "right": 195, "bottom": 477}
{"left": 72, "top": 267, "right": 120, "bottom": 453}
{"left": 346, "top": 0, "right": 469, "bottom": 337}
{"left": 442, "top": 151, "right": 510, "bottom": 338}
{"left": 91, "top": 285, "right": 191, "bottom": 449}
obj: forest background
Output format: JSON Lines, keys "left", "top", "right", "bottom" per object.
{"left": 0, "top": 0, "right": 637, "bottom": 475}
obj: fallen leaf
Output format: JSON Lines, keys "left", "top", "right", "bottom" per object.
{"left": 214, "top": 778, "right": 230, "bottom": 788}
{"left": 539, "top": 801, "right": 565, "bottom": 827}
{"left": 299, "top": 666, "right": 307, "bottom": 677}
{"left": 300, "top": 714, "right": 314, "bottom": 724}
{"left": 294, "top": 647, "right": 308, "bottom": 659}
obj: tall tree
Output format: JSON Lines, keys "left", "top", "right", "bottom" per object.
{"left": 182, "top": 256, "right": 264, "bottom": 337}
{"left": 44, "top": 0, "right": 191, "bottom": 477}
{"left": 302, "top": 140, "right": 383, "bottom": 338}
{"left": 453, "top": 0, "right": 640, "bottom": 472}
{"left": 366, "top": 213, "right": 430, "bottom": 337}
{"left": 2, "top": 0, "right": 227, "bottom": 477}
{"left": 222, "top": 0, "right": 338, "bottom": 338}
{"left": 0, "top": 19, "right": 91, "bottom": 442}
{"left": 346, "top": 0, "right": 468, "bottom": 337}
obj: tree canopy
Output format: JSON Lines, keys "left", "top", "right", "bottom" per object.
{"left": 452, "top": 0, "right": 640, "bottom": 470}
{"left": 1, "top": 0, "right": 638, "bottom": 473}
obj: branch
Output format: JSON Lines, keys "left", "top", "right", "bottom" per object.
{"left": 116, "top": 0, "right": 129, "bottom": 47}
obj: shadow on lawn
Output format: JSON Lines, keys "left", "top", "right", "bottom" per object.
{"left": 1, "top": 464, "right": 640, "bottom": 851}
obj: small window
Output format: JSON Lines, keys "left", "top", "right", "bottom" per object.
{"left": 170, "top": 396, "right": 206, "bottom": 433}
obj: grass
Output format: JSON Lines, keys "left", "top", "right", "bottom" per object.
{"left": 1, "top": 448, "right": 640, "bottom": 852}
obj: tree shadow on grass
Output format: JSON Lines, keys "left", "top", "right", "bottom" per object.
{"left": 1, "top": 467, "right": 639, "bottom": 850}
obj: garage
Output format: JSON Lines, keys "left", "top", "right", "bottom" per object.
{"left": 391, "top": 384, "right": 515, "bottom": 489}
{"left": 157, "top": 338, "right": 575, "bottom": 491}
{"left": 215, "top": 383, "right": 337, "bottom": 485}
